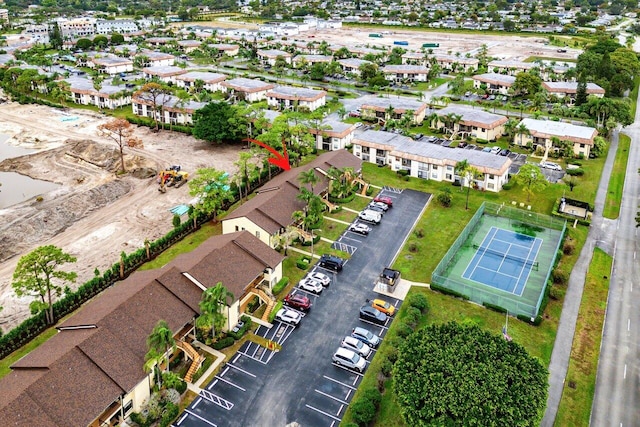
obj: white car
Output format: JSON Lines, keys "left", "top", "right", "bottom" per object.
{"left": 298, "top": 278, "right": 323, "bottom": 294}
{"left": 275, "top": 308, "right": 301, "bottom": 326}
{"left": 542, "top": 161, "right": 562, "bottom": 171}
{"left": 307, "top": 271, "right": 331, "bottom": 287}
{"left": 369, "top": 201, "right": 389, "bottom": 211}
{"left": 332, "top": 347, "right": 367, "bottom": 373}
{"left": 341, "top": 336, "right": 371, "bottom": 357}
{"left": 348, "top": 223, "right": 371, "bottom": 235}
{"left": 490, "top": 146, "right": 501, "bottom": 154}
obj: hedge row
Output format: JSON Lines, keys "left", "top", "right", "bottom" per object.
{"left": 0, "top": 165, "right": 284, "bottom": 360}
{"left": 272, "top": 277, "right": 289, "bottom": 296}
{"left": 429, "top": 283, "right": 470, "bottom": 300}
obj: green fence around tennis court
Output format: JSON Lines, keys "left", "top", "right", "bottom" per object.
{"left": 432, "top": 202, "right": 566, "bottom": 318}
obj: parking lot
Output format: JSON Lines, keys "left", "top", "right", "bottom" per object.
{"left": 177, "top": 188, "right": 431, "bottom": 426}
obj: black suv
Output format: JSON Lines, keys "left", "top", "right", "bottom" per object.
{"left": 319, "top": 254, "right": 344, "bottom": 272}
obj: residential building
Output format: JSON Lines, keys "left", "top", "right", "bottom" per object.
{"left": 434, "top": 54, "right": 479, "bottom": 73}
{"left": 433, "top": 106, "right": 508, "bottom": 141}
{"left": 487, "top": 59, "right": 536, "bottom": 75}
{"left": 352, "top": 130, "right": 511, "bottom": 191}
{"left": 57, "top": 17, "right": 96, "bottom": 39}
{"left": 359, "top": 96, "right": 428, "bottom": 124}
{"left": 514, "top": 118, "right": 598, "bottom": 158}
{"left": 402, "top": 51, "right": 428, "bottom": 66}
{"left": 266, "top": 86, "right": 327, "bottom": 112}
{"left": 132, "top": 93, "right": 206, "bottom": 125}
{"left": 309, "top": 119, "right": 357, "bottom": 151}
{"left": 95, "top": 19, "right": 138, "bottom": 35}
{"left": 0, "top": 8, "right": 8, "bottom": 23}
{"left": 223, "top": 150, "right": 362, "bottom": 247}
{"left": 382, "top": 64, "right": 429, "bottom": 83}
{"left": 208, "top": 43, "right": 240, "bottom": 57}
{"left": 137, "top": 51, "right": 176, "bottom": 67}
{"left": 66, "top": 77, "right": 131, "bottom": 109}
{"left": 146, "top": 37, "right": 175, "bottom": 46}
{"left": 472, "top": 73, "right": 516, "bottom": 95}
{"left": 177, "top": 39, "right": 202, "bottom": 53}
{"left": 0, "top": 231, "right": 283, "bottom": 427}
{"left": 337, "top": 58, "right": 373, "bottom": 77}
{"left": 348, "top": 46, "right": 388, "bottom": 61}
{"left": 142, "top": 65, "right": 187, "bottom": 83}
{"left": 89, "top": 56, "right": 134, "bottom": 75}
{"left": 541, "top": 81, "right": 605, "bottom": 103}
{"left": 293, "top": 54, "right": 333, "bottom": 68}
{"left": 176, "top": 71, "right": 227, "bottom": 92}
{"left": 257, "top": 49, "right": 292, "bottom": 66}
{"left": 222, "top": 77, "right": 275, "bottom": 103}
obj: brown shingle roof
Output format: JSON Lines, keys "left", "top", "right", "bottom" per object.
{"left": 224, "top": 151, "right": 362, "bottom": 234}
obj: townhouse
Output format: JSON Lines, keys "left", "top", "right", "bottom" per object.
{"left": 352, "top": 130, "right": 511, "bottom": 191}
{"left": 541, "top": 81, "right": 605, "bottom": 103}
{"left": 142, "top": 66, "right": 187, "bottom": 84}
{"left": 381, "top": 64, "right": 430, "bottom": 83}
{"left": 308, "top": 119, "right": 357, "bottom": 151}
{"left": 66, "top": 77, "right": 131, "bottom": 109}
{"left": 360, "top": 96, "right": 428, "bottom": 124}
{"left": 293, "top": 54, "right": 333, "bottom": 68}
{"left": 472, "top": 73, "right": 516, "bottom": 95}
{"left": 433, "top": 105, "right": 508, "bottom": 142}
{"left": 266, "top": 86, "right": 327, "bottom": 112}
{"left": 177, "top": 39, "right": 202, "bottom": 53}
{"left": 175, "top": 71, "right": 227, "bottom": 92}
{"left": 132, "top": 93, "right": 206, "bottom": 125}
{"left": 337, "top": 58, "right": 373, "bottom": 77}
{"left": 487, "top": 59, "right": 536, "bottom": 75}
{"left": 514, "top": 118, "right": 598, "bottom": 158}
{"left": 207, "top": 43, "right": 240, "bottom": 57}
{"left": 89, "top": 56, "right": 134, "bottom": 75}
{"left": 257, "top": 49, "right": 292, "bottom": 66}
{"left": 434, "top": 54, "right": 479, "bottom": 73}
{"left": 401, "top": 51, "right": 428, "bottom": 66}
{"left": 137, "top": 51, "right": 175, "bottom": 67}
{"left": 95, "top": 19, "right": 139, "bottom": 35}
{"left": 221, "top": 77, "right": 275, "bottom": 103}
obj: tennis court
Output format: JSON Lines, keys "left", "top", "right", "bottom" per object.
{"left": 432, "top": 203, "right": 566, "bottom": 318}
{"left": 462, "top": 227, "right": 542, "bottom": 296}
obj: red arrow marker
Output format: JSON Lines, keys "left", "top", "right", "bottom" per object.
{"left": 243, "top": 138, "right": 291, "bottom": 171}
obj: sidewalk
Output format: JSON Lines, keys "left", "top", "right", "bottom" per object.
{"left": 540, "top": 129, "right": 619, "bottom": 426}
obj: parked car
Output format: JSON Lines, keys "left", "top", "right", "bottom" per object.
{"left": 373, "top": 195, "right": 393, "bottom": 207}
{"left": 349, "top": 110, "right": 361, "bottom": 117}
{"left": 231, "top": 321, "right": 244, "bottom": 334}
{"left": 306, "top": 271, "right": 331, "bottom": 287}
{"left": 369, "top": 298, "right": 396, "bottom": 316}
{"left": 358, "top": 209, "right": 381, "bottom": 224}
{"left": 412, "top": 133, "right": 423, "bottom": 140}
{"left": 298, "top": 278, "right": 323, "bottom": 294}
{"left": 541, "top": 161, "right": 562, "bottom": 171}
{"left": 332, "top": 347, "right": 367, "bottom": 372}
{"left": 369, "top": 201, "right": 389, "bottom": 211}
{"left": 275, "top": 308, "right": 302, "bottom": 326}
{"left": 341, "top": 336, "right": 371, "bottom": 357}
{"left": 482, "top": 147, "right": 492, "bottom": 153}
{"left": 458, "top": 142, "right": 468, "bottom": 149}
{"left": 319, "top": 254, "right": 345, "bottom": 271}
{"left": 490, "top": 146, "right": 501, "bottom": 154}
{"left": 284, "top": 293, "right": 311, "bottom": 312}
{"left": 348, "top": 222, "right": 371, "bottom": 235}
{"left": 360, "top": 305, "right": 388, "bottom": 325}
{"left": 499, "top": 149, "right": 511, "bottom": 156}
{"left": 366, "top": 204, "right": 386, "bottom": 215}
{"left": 351, "top": 327, "right": 381, "bottom": 348}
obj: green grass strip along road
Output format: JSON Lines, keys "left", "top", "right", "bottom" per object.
{"left": 555, "top": 248, "right": 612, "bottom": 426}
{"left": 603, "top": 134, "right": 630, "bottom": 219}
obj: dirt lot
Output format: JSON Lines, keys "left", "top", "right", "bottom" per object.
{"left": 0, "top": 103, "right": 243, "bottom": 331}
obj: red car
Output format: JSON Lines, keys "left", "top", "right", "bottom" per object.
{"left": 284, "top": 293, "right": 311, "bottom": 312}
{"left": 373, "top": 195, "right": 393, "bottom": 207}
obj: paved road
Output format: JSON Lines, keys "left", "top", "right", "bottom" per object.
{"left": 590, "top": 98, "right": 640, "bottom": 425}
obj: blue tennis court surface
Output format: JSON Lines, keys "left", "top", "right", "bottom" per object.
{"left": 462, "top": 227, "right": 542, "bottom": 296}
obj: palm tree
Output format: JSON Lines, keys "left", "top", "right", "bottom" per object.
{"left": 516, "top": 123, "right": 530, "bottom": 147}
{"left": 291, "top": 210, "right": 305, "bottom": 229}
{"left": 385, "top": 104, "right": 396, "bottom": 122}
{"left": 455, "top": 159, "right": 482, "bottom": 210}
{"left": 298, "top": 169, "right": 319, "bottom": 194}
{"left": 196, "top": 283, "right": 234, "bottom": 340}
{"left": 145, "top": 319, "right": 176, "bottom": 382}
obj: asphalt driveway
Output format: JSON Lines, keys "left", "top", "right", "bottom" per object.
{"left": 177, "top": 188, "right": 431, "bottom": 427}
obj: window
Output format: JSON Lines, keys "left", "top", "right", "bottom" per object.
{"left": 488, "top": 183, "right": 495, "bottom": 189}
{"left": 580, "top": 143, "right": 585, "bottom": 148}
{"left": 445, "top": 173, "right": 452, "bottom": 180}
{"left": 256, "top": 231, "right": 260, "bottom": 238}
{"left": 447, "top": 166, "right": 453, "bottom": 171}
{"left": 124, "top": 400, "right": 133, "bottom": 414}
{"left": 432, "top": 165, "right": 438, "bottom": 170}
{"left": 489, "top": 174, "right": 494, "bottom": 179}
{"left": 235, "top": 225, "right": 239, "bottom": 231}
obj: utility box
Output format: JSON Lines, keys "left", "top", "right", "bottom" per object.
{"left": 376, "top": 268, "right": 401, "bottom": 293}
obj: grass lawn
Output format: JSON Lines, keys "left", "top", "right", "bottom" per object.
{"left": 555, "top": 248, "right": 612, "bottom": 426}
{"left": 0, "top": 327, "right": 58, "bottom": 379}
{"left": 603, "top": 134, "right": 631, "bottom": 219}
{"left": 325, "top": 207, "right": 358, "bottom": 223}
{"left": 319, "top": 219, "right": 348, "bottom": 241}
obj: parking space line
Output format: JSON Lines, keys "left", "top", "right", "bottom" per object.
{"left": 200, "top": 389, "right": 234, "bottom": 410}
{"left": 331, "top": 362, "right": 365, "bottom": 377}
{"left": 226, "top": 362, "right": 257, "bottom": 378}
{"left": 323, "top": 375, "right": 358, "bottom": 390}
{"left": 232, "top": 354, "right": 242, "bottom": 364}
{"left": 338, "top": 404, "right": 344, "bottom": 416}
{"left": 176, "top": 413, "right": 189, "bottom": 425}
{"left": 295, "top": 287, "right": 322, "bottom": 297}
{"left": 184, "top": 409, "right": 218, "bottom": 427}
{"left": 359, "top": 318, "right": 389, "bottom": 330}
{"left": 340, "top": 234, "right": 364, "bottom": 242}
{"left": 214, "top": 375, "right": 246, "bottom": 391}
{"left": 315, "top": 389, "right": 350, "bottom": 405}
{"left": 237, "top": 350, "right": 269, "bottom": 365}
{"left": 305, "top": 404, "right": 342, "bottom": 422}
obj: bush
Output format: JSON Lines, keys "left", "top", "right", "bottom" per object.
{"left": 414, "top": 228, "right": 424, "bottom": 238}
{"left": 436, "top": 189, "right": 452, "bottom": 207}
{"left": 227, "top": 317, "right": 252, "bottom": 340}
{"left": 482, "top": 302, "right": 508, "bottom": 313}
{"left": 130, "top": 412, "right": 151, "bottom": 427}
{"left": 328, "top": 192, "right": 356, "bottom": 204}
{"left": 501, "top": 181, "right": 514, "bottom": 190}
{"left": 552, "top": 269, "right": 569, "bottom": 285}
{"left": 396, "top": 321, "right": 414, "bottom": 338}
{"left": 272, "top": 276, "right": 289, "bottom": 295}
{"left": 404, "top": 306, "right": 422, "bottom": 327}
{"left": 268, "top": 301, "right": 283, "bottom": 323}
{"left": 159, "top": 402, "right": 179, "bottom": 427}
{"left": 430, "top": 283, "right": 470, "bottom": 300}
{"left": 566, "top": 168, "right": 584, "bottom": 176}
{"left": 361, "top": 387, "right": 382, "bottom": 408}
{"left": 350, "top": 396, "right": 377, "bottom": 426}
{"left": 296, "top": 256, "right": 311, "bottom": 270}
{"left": 563, "top": 242, "right": 575, "bottom": 255}
{"left": 397, "top": 169, "right": 409, "bottom": 177}
{"left": 301, "top": 235, "right": 321, "bottom": 246}
{"left": 381, "top": 358, "right": 394, "bottom": 376}
{"left": 212, "top": 336, "right": 235, "bottom": 350}
{"left": 406, "top": 293, "right": 429, "bottom": 314}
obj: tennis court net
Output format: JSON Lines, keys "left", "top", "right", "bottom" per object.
{"left": 472, "top": 244, "right": 539, "bottom": 269}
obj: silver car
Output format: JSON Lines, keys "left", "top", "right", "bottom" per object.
{"left": 275, "top": 308, "right": 302, "bottom": 326}
{"left": 332, "top": 347, "right": 367, "bottom": 373}
{"left": 341, "top": 336, "right": 371, "bottom": 357}
{"left": 307, "top": 271, "right": 331, "bottom": 287}
{"left": 298, "top": 278, "right": 323, "bottom": 294}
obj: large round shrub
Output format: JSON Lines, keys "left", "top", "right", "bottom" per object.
{"left": 394, "top": 322, "right": 547, "bottom": 426}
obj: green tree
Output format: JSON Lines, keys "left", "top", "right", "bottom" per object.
{"left": 515, "top": 163, "right": 548, "bottom": 202}
{"left": 48, "top": 22, "right": 63, "bottom": 50}
{"left": 298, "top": 169, "right": 319, "bottom": 194}
{"left": 134, "top": 82, "right": 172, "bottom": 131}
{"left": 575, "top": 78, "right": 588, "bottom": 106}
{"left": 145, "top": 320, "right": 176, "bottom": 383}
{"left": 394, "top": 322, "right": 548, "bottom": 426}
{"left": 75, "top": 38, "right": 93, "bottom": 50}
{"left": 196, "top": 283, "right": 234, "bottom": 339}
{"left": 454, "top": 159, "right": 482, "bottom": 210}
{"left": 193, "top": 102, "right": 246, "bottom": 143}
{"left": 591, "top": 136, "right": 608, "bottom": 157}
{"left": 93, "top": 35, "right": 109, "bottom": 49}
{"left": 188, "top": 168, "right": 233, "bottom": 221}
{"left": 512, "top": 71, "right": 542, "bottom": 98}
{"left": 12, "top": 245, "right": 77, "bottom": 325}
{"left": 110, "top": 33, "right": 125, "bottom": 45}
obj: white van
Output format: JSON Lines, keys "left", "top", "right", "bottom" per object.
{"left": 358, "top": 209, "right": 381, "bottom": 224}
